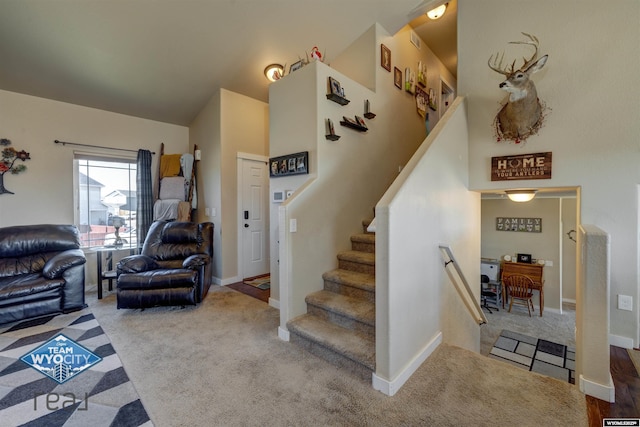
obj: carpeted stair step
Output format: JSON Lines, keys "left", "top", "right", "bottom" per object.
{"left": 322, "top": 269, "right": 375, "bottom": 303}
{"left": 305, "top": 290, "right": 375, "bottom": 336}
{"left": 287, "top": 314, "right": 375, "bottom": 379}
{"left": 337, "top": 250, "right": 375, "bottom": 276}
{"left": 350, "top": 233, "right": 375, "bottom": 253}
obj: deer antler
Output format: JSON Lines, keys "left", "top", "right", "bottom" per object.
{"left": 488, "top": 51, "right": 511, "bottom": 76}
{"left": 489, "top": 33, "right": 540, "bottom": 75}
{"left": 509, "top": 32, "right": 539, "bottom": 71}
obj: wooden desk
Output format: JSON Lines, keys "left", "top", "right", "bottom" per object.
{"left": 501, "top": 261, "right": 545, "bottom": 316}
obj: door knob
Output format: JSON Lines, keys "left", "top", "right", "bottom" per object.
{"left": 244, "top": 224, "right": 249, "bottom": 228}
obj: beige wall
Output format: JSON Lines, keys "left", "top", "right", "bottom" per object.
{"left": 190, "top": 90, "right": 223, "bottom": 279}
{"left": 0, "top": 89, "right": 188, "bottom": 284}
{"left": 190, "top": 88, "right": 269, "bottom": 284}
{"left": 460, "top": 0, "right": 640, "bottom": 346}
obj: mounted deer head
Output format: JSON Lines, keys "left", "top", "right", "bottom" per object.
{"left": 489, "top": 33, "right": 548, "bottom": 143}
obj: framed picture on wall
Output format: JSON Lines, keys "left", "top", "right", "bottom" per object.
{"left": 270, "top": 151, "right": 308, "bottom": 178}
{"left": 394, "top": 67, "right": 402, "bottom": 89}
{"left": 381, "top": 44, "right": 391, "bottom": 72}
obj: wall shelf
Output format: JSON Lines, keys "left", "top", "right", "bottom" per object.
{"left": 364, "top": 112, "right": 376, "bottom": 119}
{"left": 325, "top": 134, "right": 341, "bottom": 141}
{"left": 340, "top": 121, "right": 368, "bottom": 132}
{"left": 326, "top": 93, "right": 350, "bottom": 105}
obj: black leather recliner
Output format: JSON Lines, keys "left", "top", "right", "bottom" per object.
{"left": 0, "top": 224, "right": 87, "bottom": 325}
{"left": 116, "top": 221, "right": 213, "bottom": 309}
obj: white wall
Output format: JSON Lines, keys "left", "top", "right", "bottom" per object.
{"left": 190, "top": 88, "right": 269, "bottom": 285}
{"left": 459, "top": 0, "right": 640, "bottom": 347}
{"left": 561, "top": 197, "right": 578, "bottom": 302}
{"left": 0, "top": 89, "right": 188, "bottom": 284}
{"left": 375, "top": 97, "right": 480, "bottom": 391}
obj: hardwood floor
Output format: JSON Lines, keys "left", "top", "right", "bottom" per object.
{"left": 227, "top": 280, "right": 270, "bottom": 303}
{"left": 587, "top": 346, "right": 640, "bottom": 425}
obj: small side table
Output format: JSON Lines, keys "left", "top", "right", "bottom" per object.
{"left": 92, "top": 246, "right": 140, "bottom": 299}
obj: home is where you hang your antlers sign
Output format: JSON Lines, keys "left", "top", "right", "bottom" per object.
{"left": 488, "top": 33, "right": 549, "bottom": 144}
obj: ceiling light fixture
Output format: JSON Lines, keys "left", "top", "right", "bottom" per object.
{"left": 506, "top": 189, "right": 537, "bottom": 203}
{"left": 426, "top": 3, "right": 447, "bottom": 20}
{"left": 264, "top": 64, "right": 284, "bottom": 82}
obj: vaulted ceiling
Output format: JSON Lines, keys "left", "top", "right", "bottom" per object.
{"left": 0, "top": 0, "right": 456, "bottom": 126}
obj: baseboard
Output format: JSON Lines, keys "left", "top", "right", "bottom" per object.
{"left": 278, "top": 326, "right": 290, "bottom": 341}
{"left": 213, "top": 276, "right": 241, "bottom": 286}
{"left": 609, "top": 333, "right": 634, "bottom": 349}
{"left": 562, "top": 298, "right": 576, "bottom": 305}
{"left": 269, "top": 298, "right": 280, "bottom": 309}
{"left": 372, "top": 331, "right": 443, "bottom": 396}
{"left": 580, "top": 373, "right": 615, "bottom": 403}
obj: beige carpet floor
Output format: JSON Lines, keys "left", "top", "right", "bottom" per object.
{"left": 88, "top": 285, "right": 587, "bottom": 426}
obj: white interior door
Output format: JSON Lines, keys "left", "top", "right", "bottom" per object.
{"left": 241, "top": 158, "right": 269, "bottom": 279}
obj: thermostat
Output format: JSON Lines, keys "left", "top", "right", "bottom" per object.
{"left": 272, "top": 191, "right": 285, "bottom": 203}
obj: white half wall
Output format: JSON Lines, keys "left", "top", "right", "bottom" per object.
{"left": 375, "top": 97, "right": 481, "bottom": 385}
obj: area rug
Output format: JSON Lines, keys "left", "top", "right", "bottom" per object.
{"left": 489, "top": 329, "right": 575, "bottom": 384}
{"left": 243, "top": 275, "right": 270, "bottom": 290}
{"left": 0, "top": 310, "right": 153, "bottom": 426}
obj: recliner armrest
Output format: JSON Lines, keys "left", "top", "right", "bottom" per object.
{"left": 117, "top": 255, "right": 160, "bottom": 274}
{"left": 43, "top": 249, "right": 87, "bottom": 279}
{"left": 183, "top": 254, "right": 210, "bottom": 270}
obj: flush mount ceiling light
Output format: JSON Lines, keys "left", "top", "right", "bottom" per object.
{"left": 426, "top": 3, "right": 447, "bottom": 20}
{"left": 264, "top": 64, "right": 284, "bottom": 82}
{"left": 506, "top": 189, "right": 537, "bottom": 202}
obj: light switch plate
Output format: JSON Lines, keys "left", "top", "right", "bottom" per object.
{"left": 618, "top": 295, "right": 633, "bottom": 311}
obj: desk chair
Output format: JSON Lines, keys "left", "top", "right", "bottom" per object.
{"left": 481, "top": 274, "right": 499, "bottom": 313}
{"left": 504, "top": 274, "right": 535, "bottom": 316}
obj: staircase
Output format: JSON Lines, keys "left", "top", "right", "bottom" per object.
{"left": 287, "top": 221, "right": 376, "bottom": 379}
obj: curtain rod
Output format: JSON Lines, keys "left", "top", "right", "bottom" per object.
{"left": 54, "top": 139, "right": 156, "bottom": 155}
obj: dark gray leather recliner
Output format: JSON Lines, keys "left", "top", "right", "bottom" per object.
{"left": 116, "top": 221, "right": 213, "bottom": 309}
{"left": 0, "top": 224, "right": 87, "bottom": 325}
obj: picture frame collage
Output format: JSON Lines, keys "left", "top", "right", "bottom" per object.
{"left": 380, "top": 43, "right": 438, "bottom": 118}
{"left": 270, "top": 151, "right": 309, "bottom": 178}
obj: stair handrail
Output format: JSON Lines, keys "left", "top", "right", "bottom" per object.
{"left": 439, "top": 245, "right": 487, "bottom": 325}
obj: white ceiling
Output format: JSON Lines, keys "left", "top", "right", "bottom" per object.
{"left": 0, "top": 0, "right": 457, "bottom": 127}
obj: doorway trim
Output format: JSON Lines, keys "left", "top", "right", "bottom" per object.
{"left": 236, "top": 152, "right": 270, "bottom": 282}
{"left": 439, "top": 76, "right": 456, "bottom": 120}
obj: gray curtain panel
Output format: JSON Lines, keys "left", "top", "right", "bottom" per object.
{"left": 136, "top": 149, "right": 153, "bottom": 245}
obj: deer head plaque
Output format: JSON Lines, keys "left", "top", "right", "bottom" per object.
{"left": 489, "top": 33, "right": 548, "bottom": 143}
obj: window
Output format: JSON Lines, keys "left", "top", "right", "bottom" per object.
{"left": 74, "top": 154, "right": 137, "bottom": 248}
